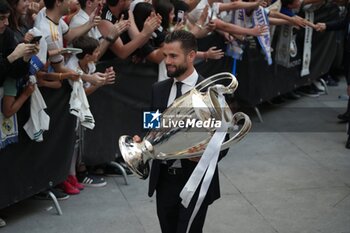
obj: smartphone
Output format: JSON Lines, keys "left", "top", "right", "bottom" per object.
{"left": 177, "top": 10, "right": 184, "bottom": 23}
{"left": 30, "top": 36, "right": 42, "bottom": 44}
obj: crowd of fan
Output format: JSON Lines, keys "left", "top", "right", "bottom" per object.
{"left": 0, "top": 0, "right": 349, "bottom": 228}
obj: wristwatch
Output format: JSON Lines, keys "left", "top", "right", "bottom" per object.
{"left": 105, "top": 35, "right": 115, "bottom": 43}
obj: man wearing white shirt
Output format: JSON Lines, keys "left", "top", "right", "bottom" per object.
{"left": 134, "top": 30, "right": 228, "bottom": 233}
{"left": 70, "top": 0, "right": 129, "bottom": 60}
{"left": 34, "top": 0, "right": 105, "bottom": 85}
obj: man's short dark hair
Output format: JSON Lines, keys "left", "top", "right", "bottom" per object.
{"left": 0, "top": 0, "right": 11, "bottom": 14}
{"left": 281, "top": 0, "right": 294, "bottom": 7}
{"left": 44, "top": 0, "right": 60, "bottom": 9}
{"left": 72, "top": 35, "right": 99, "bottom": 59}
{"left": 164, "top": 30, "right": 197, "bottom": 53}
{"left": 78, "top": 0, "right": 87, "bottom": 9}
{"left": 106, "top": 0, "right": 119, "bottom": 7}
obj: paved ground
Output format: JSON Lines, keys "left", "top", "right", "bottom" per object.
{"left": 1, "top": 80, "right": 350, "bottom": 233}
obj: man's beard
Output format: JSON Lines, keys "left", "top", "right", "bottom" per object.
{"left": 166, "top": 64, "right": 187, "bottom": 78}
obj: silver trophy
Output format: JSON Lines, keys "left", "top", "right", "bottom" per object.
{"left": 119, "top": 72, "right": 252, "bottom": 179}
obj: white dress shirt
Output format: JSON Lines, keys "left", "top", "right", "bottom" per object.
{"left": 167, "top": 69, "right": 199, "bottom": 107}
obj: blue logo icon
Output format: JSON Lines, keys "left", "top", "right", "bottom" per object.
{"left": 143, "top": 110, "right": 161, "bottom": 129}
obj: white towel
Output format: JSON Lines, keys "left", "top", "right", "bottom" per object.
{"left": 23, "top": 75, "right": 50, "bottom": 142}
{"left": 69, "top": 79, "right": 95, "bottom": 130}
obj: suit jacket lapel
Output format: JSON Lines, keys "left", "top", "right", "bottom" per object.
{"left": 161, "top": 79, "right": 173, "bottom": 109}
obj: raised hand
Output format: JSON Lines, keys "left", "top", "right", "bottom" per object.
{"left": 111, "top": 15, "right": 130, "bottom": 38}
{"left": 89, "top": 7, "right": 102, "bottom": 28}
{"left": 291, "top": 16, "right": 307, "bottom": 28}
{"left": 28, "top": 2, "right": 40, "bottom": 14}
{"left": 66, "top": 71, "right": 80, "bottom": 81}
{"left": 103, "top": 66, "right": 116, "bottom": 85}
{"left": 198, "top": 5, "right": 209, "bottom": 25}
{"left": 315, "top": 22, "right": 326, "bottom": 32}
{"left": 250, "top": 25, "right": 268, "bottom": 36}
{"left": 174, "top": 21, "right": 185, "bottom": 31}
{"left": 90, "top": 72, "right": 107, "bottom": 86}
{"left": 257, "top": 0, "right": 268, "bottom": 8}
{"left": 206, "top": 20, "right": 216, "bottom": 32}
{"left": 23, "top": 32, "right": 34, "bottom": 44}
{"left": 206, "top": 46, "right": 224, "bottom": 60}
{"left": 23, "top": 43, "right": 39, "bottom": 61}
{"left": 23, "top": 82, "right": 35, "bottom": 96}
{"left": 11, "top": 43, "right": 33, "bottom": 60}
{"left": 142, "top": 12, "right": 161, "bottom": 36}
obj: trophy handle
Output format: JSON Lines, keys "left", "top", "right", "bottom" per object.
{"left": 220, "top": 112, "right": 252, "bottom": 151}
{"left": 195, "top": 72, "right": 238, "bottom": 94}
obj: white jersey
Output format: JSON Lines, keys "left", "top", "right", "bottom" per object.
{"left": 34, "top": 8, "right": 69, "bottom": 64}
{"left": 70, "top": 9, "right": 102, "bottom": 40}
{"left": 66, "top": 55, "right": 96, "bottom": 88}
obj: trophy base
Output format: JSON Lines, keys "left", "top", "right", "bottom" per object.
{"left": 119, "top": 136, "right": 150, "bottom": 179}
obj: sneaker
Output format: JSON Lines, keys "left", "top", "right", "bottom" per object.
{"left": 296, "top": 86, "right": 320, "bottom": 97}
{"left": 313, "top": 80, "right": 327, "bottom": 94}
{"left": 67, "top": 175, "right": 84, "bottom": 190}
{"left": 77, "top": 173, "right": 107, "bottom": 187}
{"left": 337, "top": 112, "right": 350, "bottom": 122}
{"left": 58, "top": 181, "right": 80, "bottom": 195}
{"left": 312, "top": 80, "right": 325, "bottom": 93}
{"left": 34, "top": 188, "right": 70, "bottom": 201}
{"left": 0, "top": 218, "right": 6, "bottom": 227}
{"left": 283, "top": 91, "right": 300, "bottom": 100}
{"left": 268, "top": 96, "right": 285, "bottom": 105}
{"left": 325, "top": 75, "right": 339, "bottom": 86}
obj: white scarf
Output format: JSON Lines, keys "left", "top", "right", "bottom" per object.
{"left": 252, "top": 6, "right": 272, "bottom": 65}
{"left": 275, "top": 25, "right": 294, "bottom": 67}
{"left": 301, "top": 9, "right": 314, "bottom": 77}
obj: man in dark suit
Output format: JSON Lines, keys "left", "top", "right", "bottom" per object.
{"left": 135, "top": 30, "right": 228, "bottom": 233}
{"left": 316, "top": 1, "right": 350, "bottom": 148}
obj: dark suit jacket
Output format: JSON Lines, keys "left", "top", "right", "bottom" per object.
{"left": 325, "top": 3, "right": 349, "bottom": 50}
{"left": 325, "top": 3, "right": 350, "bottom": 84}
{"left": 148, "top": 73, "right": 228, "bottom": 205}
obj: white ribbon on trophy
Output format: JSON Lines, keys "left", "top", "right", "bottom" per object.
{"left": 252, "top": 6, "right": 272, "bottom": 65}
{"left": 301, "top": 10, "right": 314, "bottom": 77}
{"left": 180, "top": 88, "right": 230, "bottom": 233}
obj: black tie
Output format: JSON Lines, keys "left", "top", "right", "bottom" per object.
{"left": 167, "top": 82, "right": 183, "bottom": 168}
{"left": 175, "top": 81, "right": 183, "bottom": 99}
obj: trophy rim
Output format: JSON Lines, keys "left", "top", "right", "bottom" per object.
{"left": 119, "top": 135, "right": 149, "bottom": 179}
